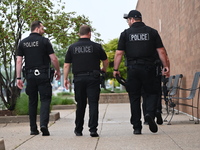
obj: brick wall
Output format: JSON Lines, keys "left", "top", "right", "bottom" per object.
{"left": 136, "top": 0, "right": 200, "bottom": 117}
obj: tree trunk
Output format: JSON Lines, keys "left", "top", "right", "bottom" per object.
{"left": 0, "top": 85, "right": 21, "bottom": 111}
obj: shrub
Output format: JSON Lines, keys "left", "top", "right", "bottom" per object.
{"left": 15, "top": 93, "right": 75, "bottom": 115}
{"left": 15, "top": 93, "right": 40, "bottom": 115}
{"left": 51, "top": 95, "right": 75, "bottom": 105}
{"left": 57, "top": 92, "right": 73, "bottom": 96}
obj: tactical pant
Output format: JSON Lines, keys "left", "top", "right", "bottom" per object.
{"left": 126, "top": 64, "right": 158, "bottom": 130}
{"left": 73, "top": 75, "right": 100, "bottom": 133}
{"left": 142, "top": 74, "right": 162, "bottom": 118}
{"left": 25, "top": 73, "right": 52, "bottom": 131}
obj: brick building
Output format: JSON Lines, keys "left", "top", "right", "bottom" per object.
{"left": 136, "top": 0, "right": 200, "bottom": 118}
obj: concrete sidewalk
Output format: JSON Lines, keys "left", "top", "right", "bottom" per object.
{"left": 1, "top": 103, "right": 200, "bottom": 150}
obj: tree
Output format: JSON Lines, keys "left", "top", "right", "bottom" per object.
{"left": 0, "top": 0, "right": 101, "bottom": 110}
{"left": 102, "top": 38, "right": 127, "bottom": 91}
{"left": 103, "top": 38, "right": 127, "bottom": 79}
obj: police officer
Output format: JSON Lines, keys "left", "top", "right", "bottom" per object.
{"left": 64, "top": 25, "right": 108, "bottom": 137}
{"left": 113, "top": 10, "right": 170, "bottom": 134}
{"left": 16, "top": 21, "right": 61, "bottom": 136}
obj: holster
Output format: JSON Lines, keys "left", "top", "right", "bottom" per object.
{"left": 100, "top": 71, "right": 106, "bottom": 88}
{"left": 154, "top": 59, "right": 162, "bottom": 77}
{"left": 22, "top": 67, "right": 26, "bottom": 78}
{"left": 93, "top": 70, "right": 100, "bottom": 78}
{"left": 48, "top": 68, "right": 55, "bottom": 82}
{"left": 155, "top": 64, "right": 162, "bottom": 77}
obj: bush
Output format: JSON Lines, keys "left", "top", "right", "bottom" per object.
{"left": 51, "top": 95, "right": 75, "bottom": 105}
{"left": 15, "top": 93, "right": 40, "bottom": 115}
{"left": 15, "top": 93, "right": 75, "bottom": 115}
{"left": 57, "top": 92, "right": 73, "bottom": 96}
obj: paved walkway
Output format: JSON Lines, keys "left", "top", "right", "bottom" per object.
{"left": 1, "top": 103, "right": 200, "bottom": 150}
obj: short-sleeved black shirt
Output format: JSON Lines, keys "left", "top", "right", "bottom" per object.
{"left": 17, "top": 33, "right": 54, "bottom": 69}
{"left": 117, "top": 22, "right": 164, "bottom": 62}
{"left": 65, "top": 38, "right": 107, "bottom": 74}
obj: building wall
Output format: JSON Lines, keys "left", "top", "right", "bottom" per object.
{"left": 136, "top": 0, "right": 200, "bottom": 118}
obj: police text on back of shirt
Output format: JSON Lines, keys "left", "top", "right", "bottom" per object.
{"left": 73, "top": 45, "right": 93, "bottom": 54}
{"left": 129, "top": 33, "right": 149, "bottom": 41}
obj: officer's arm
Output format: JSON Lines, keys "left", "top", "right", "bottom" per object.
{"left": 157, "top": 47, "right": 170, "bottom": 76}
{"left": 49, "top": 53, "right": 61, "bottom": 80}
{"left": 63, "top": 63, "right": 71, "bottom": 90}
{"left": 16, "top": 56, "right": 23, "bottom": 78}
{"left": 16, "top": 56, "right": 24, "bottom": 89}
{"left": 166, "top": 55, "right": 170, "bottom": 77}
{"left": 113, "top": 50, "right": 124, "bottom": 77}
{"left": 101, "top": 59, "right": 109, "bottom": 72}
{"left": 166, "top": 54, "right": 170, "bottom": 69}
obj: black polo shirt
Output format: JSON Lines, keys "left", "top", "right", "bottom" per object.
{"left": 17, "top": 33, "right": 54, "bottom": 69}
{"left": 65, "top": 38, "right": 107, "bottom": 74}
{"left": 118, "top": 22, "right": 164, "bottom": 62}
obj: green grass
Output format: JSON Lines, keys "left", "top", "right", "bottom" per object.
{"left": 57, "top": 92, "right": 74, "bottom": 96}
{"left": 15, "top": 89, "right": 125, "bottom": 115}
{"left": 15, "top": 93, "right": 75, "bottom": 115}
{"left": 15, "top": 93, "right": 40, "bottom": 115}
{"left": 51, "top": 95, "right": 75, "bottom": 105}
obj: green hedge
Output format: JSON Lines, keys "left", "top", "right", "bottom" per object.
{"left": 15, "top": 93, "right": 75, "bottom": 115}
{"left": 15, "top": 93, "right": 40, "bottom": 115}
{"left": 51, "top": 95, "right": 74, "bottom": 105}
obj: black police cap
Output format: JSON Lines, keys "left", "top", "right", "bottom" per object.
{"left": 123, "top": 10, "right": 142, "bottom": 19}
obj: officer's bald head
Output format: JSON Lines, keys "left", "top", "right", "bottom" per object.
{"left": 79, "top": 25, "right": 91, "bottom": 36}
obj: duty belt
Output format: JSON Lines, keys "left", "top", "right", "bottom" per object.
{"left": 74, "top": 72, "right": 94, "bottom": 77}
{"left": 128, "top": 60, "right": 155, "bottom": 65}
{"left": 26, "top": 68, "right": 48, "bottom": 76}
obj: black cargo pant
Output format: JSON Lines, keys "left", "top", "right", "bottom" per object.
{"left": 142, "top": 73, "right": 162, "bottom": 118}
{"left": 73, "top": 75, "right": 100, "bottom": 133}
{"left": 126, "top": 64, "right": 158, "bottom": 130}
{"left": 25, "top": 73, "right": 52, "bottom": 132}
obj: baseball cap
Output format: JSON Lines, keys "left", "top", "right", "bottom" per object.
{"left": 123, "top": 10, "right": 142, "bottom": 19}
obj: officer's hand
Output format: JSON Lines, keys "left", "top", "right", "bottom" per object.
{"left": 101, "top": 68, "right": 106, "bottom": 73}
{"left": 64, "top": 79, "right": 70, "bottom": 90}
{"left": 165, "top": 71, "right": 170, "bottom": 78}
{"left": 54, "top": 70, "right": 61, "bottom": 80}
{"left": 17, "top": 80, "right": 24, "bottom": 89}
{"left": 162, "top": 67, "right": 170, "bottom": 77}
{"left": 113, "top": 71, "right": 120, "bottom": 78}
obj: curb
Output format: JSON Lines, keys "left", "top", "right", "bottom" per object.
{"left": 0, "top": 112, "right": 60, "bottom": 124}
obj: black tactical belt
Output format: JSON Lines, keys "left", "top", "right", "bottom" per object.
{"left": 26, "top": 69, "right": 48, "bottom": 76}
{"left": 26, "top": 69, "right": 48, "bottom": 73}
{"left": 128, "top": 60, "right": 155, "bottom": 65}
{"left": 74, "top": 72, "right": 94, "bottom": 77}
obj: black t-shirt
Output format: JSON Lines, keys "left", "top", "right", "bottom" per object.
{"left": 17, "top": 33, "right": 54, "bottom": 69}
{"left": 65, "top": 38, "right": 107, "bottom": 74}
{"left": 118, "top": 22, "right": 164, "bottom": 62}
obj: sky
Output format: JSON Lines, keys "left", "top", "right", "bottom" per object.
{"left": 61, "top": 0, "right": 138, "bottom": 43}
